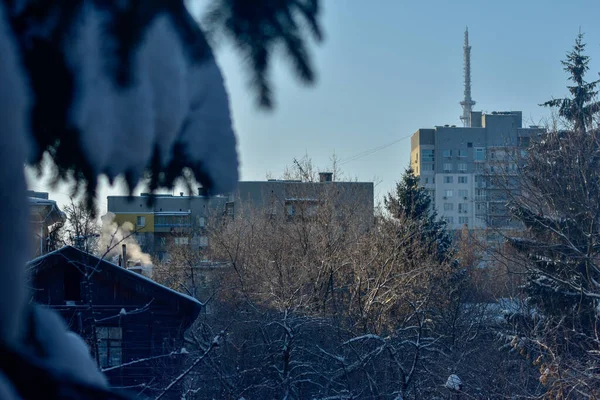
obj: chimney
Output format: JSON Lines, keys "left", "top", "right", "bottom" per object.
{"left": 319, "top": 172, "right": 333, "bottom": 183}
{"left": 122, "top": 244, "right": 127, "bottom": 268}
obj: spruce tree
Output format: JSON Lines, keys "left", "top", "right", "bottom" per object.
{"left": 6, "top": 0, "right": 322, "bottom": 208}
{"left": 541, "top": 32, "right": 600, "bottom": 133}
{"left": 506, "top": 33, "right": 600, "bottom": 395}
{"left": 385, "top": 166, "right": 452, "bottom": 261}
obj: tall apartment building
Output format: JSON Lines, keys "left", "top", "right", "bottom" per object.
{"left": 410, "top": 111, "right": 543, "bottom": 237}
{"left": 108, "top": 174, "right": 374, "bottom": 260}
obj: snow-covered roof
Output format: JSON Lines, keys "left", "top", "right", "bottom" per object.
{"left": 28, "top": 246, "right": 201, "bottom": 308}
{"left": 118, "top": 260, "right": 201, "bottom": 306}
{"left": 28, "top": 197, "right": 65, "bottom": 225}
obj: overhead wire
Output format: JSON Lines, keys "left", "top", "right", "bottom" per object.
{"left": 338, "top": 133, "right": 413, "bottom": 166}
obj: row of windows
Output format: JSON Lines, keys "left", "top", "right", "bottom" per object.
{"left": 443, "top": 163, "right": 468, "bottom": 172}
{"left": 443, "top": 203, "right": 469, "bottom": 212}
{"left": 444, "top": 216, "right": 469, "bottom": 225}
{"left": 135, "top": 215, "right": 207, "bottom": 228}
{"left": 443, "top": 189, "right": 471, "bottom": 198}
{"left": 420, "top": 147, "right": 500, "bottom": 162}
{"left": 442, "top": 176, "right": 469, "bottom": 184}
{"left": 155, "top": 215, "right": 192, "bottom": 227}
{"left": 159, "top": 236, "right": 208, "bottom": 246}
{"left": 441, "top": 148, "right": 486, "bottom": 160}
{"left": 442, "top": 149, "right": 469, "bottom": 158}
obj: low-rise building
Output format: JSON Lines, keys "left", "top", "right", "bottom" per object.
{"left": 108, "top": 176, "right": 375, "bottom": 260}
{"left": 28, "top": 245, "right": 201, "bottom": 397}
{"left": 28, "top": 191, "right": 65, "bottom": 257}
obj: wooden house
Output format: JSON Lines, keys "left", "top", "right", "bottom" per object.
{"left": 27, "top": 246, "right": 202, "bottom": 397}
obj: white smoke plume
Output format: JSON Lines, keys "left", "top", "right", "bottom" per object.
{"left": 99, "top": 212, "right": 152, "bottom": 266}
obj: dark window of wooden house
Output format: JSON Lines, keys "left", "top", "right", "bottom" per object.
{"left": 97, "top": 327, "right": 123, "bottom": 368}
{"left": 64, "top": 268, "right": 81, "bottom": 301}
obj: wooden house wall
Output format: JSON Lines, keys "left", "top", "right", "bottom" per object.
{"left": 29, "top": 250, "right": 199, "bottom": 393}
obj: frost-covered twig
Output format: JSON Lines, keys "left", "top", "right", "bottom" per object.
{"left": 154, "top": 332, "right": 224, "bottom": 399}
{"left": 102, "top": 348, "right": 189, "bottom": 372}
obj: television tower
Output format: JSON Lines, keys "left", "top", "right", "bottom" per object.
{"left": 460, "top": 27, "right": 476, "bottom": 127}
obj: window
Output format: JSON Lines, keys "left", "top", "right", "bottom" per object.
{"left": 155, "top": 214, "right": 191, "bottom": 227}
{"left": 97, "top": 327, "right": 122, "bottom": 368}
{"left": 202, "top": 302, "right": 213, "bottom": 315}
{"left": 226, "top": 202, "right": 234, "bottom": 218}
{"left": 286, "top": 204, "right": 296, "bottom": 216}
{"left": 457, "top": 149, "right": 467, "bottom": 158}
{"left": 476, "top": 203, "right": 486, "bottom": 211}
{"left": 443, "top": 163, "right": 452, "bottom": 172}
{"left": 445, "top": 216, "right": 454, "bottom": 224}
{"left": 444, "top": 189, "right": 453, "bottom": 198}
{"left": 458, "top": 203, "right": 468, "bottom": 213}
{"left": 174, "top": 237, "right": 189, "bottom": 245}
{"left": 458, "top": 176, "right": 468, "bottom": 184}
{"left": 443, "top": 150, "right": 452, "bottom": 158}
{"left": 136, "top": 216, "right": 146, "bottom": 227}
{"left": 197, "top": 216, "right": 206, "bottom": 227}
{"left": 421, "top": 163, "right": 434, "bottom": 171}
{"left": 458, "top": 189, "right": 468, "bottom": 198}
{"left": 424, "top": 177, "right": 429, "bottom": 184}
{"left": 443, "top": 176, "right": 453, "bottom": 183}
{"left": 458, "top": 163, "right": 467, "bottom": 172}
{"left": 444, "top": 203, "right": 454, "bottom": 211}
{"left": 459, "top": 216, "right": 469, "bottom": 224}
{"left": 421, "top": 149, "right": 435, "bottom": 162}
{"left": 135, "top": 233, "right": 146, "bottom": 246}
{"left": 474, "top": 148, "right": 485, "bottom": 161}
{"left": 199, "top": 236, "right": 208, "bottom": 247}
{"left": 467, "top": 142, "right": 473, "bottom": 148}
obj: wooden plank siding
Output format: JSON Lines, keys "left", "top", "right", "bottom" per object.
{"left": 27, "top": 246, "right": 201, "bottom": 396}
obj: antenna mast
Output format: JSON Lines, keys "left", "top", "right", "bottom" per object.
{"left": 460, "top": 27, "right": 476, "bottom": 127}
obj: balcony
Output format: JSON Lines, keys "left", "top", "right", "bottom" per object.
{"left": 154, "top": 211, "right": 192, "bottom": 231}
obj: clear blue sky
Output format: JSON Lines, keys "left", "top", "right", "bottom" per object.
{"left": 28, "top": 0, "right": 600, "bottom": 211}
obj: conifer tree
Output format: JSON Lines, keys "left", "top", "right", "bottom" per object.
{"left": 507, "top": 33, "right": 600, "bottom": 396}
{"left": 541, "top": 32, "right": 600, "bottom": 133}
{"left": 385, "top": 166, "right": 452, "bottom": 261}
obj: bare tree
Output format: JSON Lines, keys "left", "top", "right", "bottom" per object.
{"left": 59, "top": 198, "right": 100, "bottom": 254}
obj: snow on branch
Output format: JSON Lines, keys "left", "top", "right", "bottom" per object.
{"left": 154, "top": 332, "right": 225, "bottom": 399}
{"left": 101, "top": 348, "right": 190, "bottom": 373}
